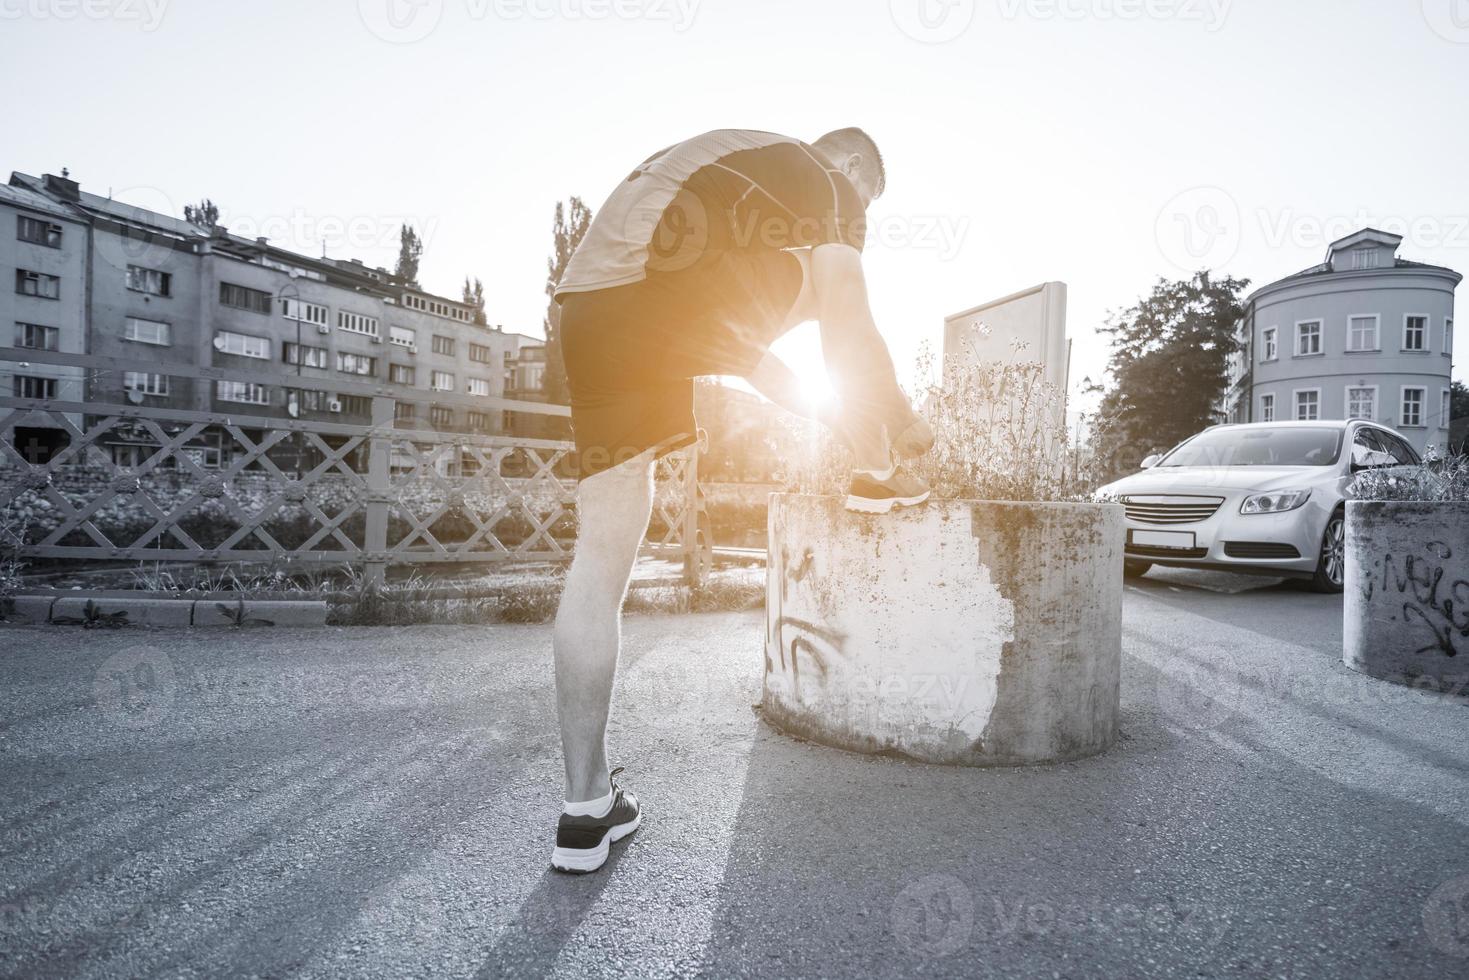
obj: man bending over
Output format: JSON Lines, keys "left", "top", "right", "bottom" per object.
{"left": 548, "top": 128, "right": 932, "bottom": 873}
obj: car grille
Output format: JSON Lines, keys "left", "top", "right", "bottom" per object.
{"left": 1127, "top": 545, "right": 1210, "bottom": 559}
{"left": 1223, "top": 542, "right": 1302, "bottom": 559}
{"left": 1121, "top": 495, "right": 1225, "bottom": 525}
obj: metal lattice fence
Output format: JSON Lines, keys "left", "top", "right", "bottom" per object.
{"left": 1, "top": 349, "right": 711, "bottom": 585}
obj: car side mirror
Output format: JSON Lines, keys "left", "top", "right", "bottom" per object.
{"left": 1140, "top": 454, "right": 1162, "bottom": 470}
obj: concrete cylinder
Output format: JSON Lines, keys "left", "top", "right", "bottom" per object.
{"left": 763, "top": 494, "right": 1124, "bottom": 766}
{"left": 1345, "top": 501, "right": 1469, "bottom": 692}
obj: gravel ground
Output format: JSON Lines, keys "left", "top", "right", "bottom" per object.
{"left": 2, "top": 568, "right": 1468, "bottom": 978}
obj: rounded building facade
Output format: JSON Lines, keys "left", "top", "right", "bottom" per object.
{"left": 1234, "top": 229, "right": 1459, "bottom": 453}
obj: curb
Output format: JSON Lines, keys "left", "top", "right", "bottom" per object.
{"left": 1, "top": 595, "right": 328, "bottom": 628}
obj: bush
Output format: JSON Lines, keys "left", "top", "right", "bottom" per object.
{"left": 786, "top": 343, "right": 1109, "bottom": 503}
{"left": 1350, "top": 450, "right": 1469, "bottom": 502}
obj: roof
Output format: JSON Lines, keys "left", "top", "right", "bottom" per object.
{"left": 9, "top": 169, "right": 483, "bottom": 313}
{"left": 0, "top": 179, "right": 87, "bottom": 222}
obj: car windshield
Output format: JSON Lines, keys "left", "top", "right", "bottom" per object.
{"left": 1160, "top": 427, "right": 1343, "bottom": 467}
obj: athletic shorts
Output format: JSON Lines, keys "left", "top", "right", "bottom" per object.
{"left": 558, "top": 248, "right": 803, "bottom": 480}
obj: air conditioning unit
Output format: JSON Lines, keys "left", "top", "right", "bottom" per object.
{"left": 328, "top": 399, "right": 343, "bottom": 413}
{"left": 370, "top": 335, "right": 382, "bottom": 344}
{"left": 316, "top": 323, "right": 330, "bottom": 334}
{"left": 407, "top": 344, "right": 417, "bottom": 356}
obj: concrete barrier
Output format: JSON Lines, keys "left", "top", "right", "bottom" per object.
{"left": 764, "top": 495, "right": 1124, "bottom": 766}
{"left": 1345, "top": 501, "right": 1469, "bottom": 693}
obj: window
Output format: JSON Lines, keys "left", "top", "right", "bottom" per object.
{"left": 389, "top": 325, "right": 416, "bottom": 348}
{"left": 1443, "top": 389, "right": 1453, "bottom": 430}
{"left": 1346, "top": 386, "right": 1376, "bottom": 420}
{"left": 283, "top": 342, "right": 328, "bottom": 369}
{"left": 432, "top": 335, "right": 455, "bottom": 356}
{"left": 1379, "top": 429, "right": 1419, "bottom": 465}
{"left": 290, "top": 388, "right": 327, "bottom": 413}
{"left": 1295, "top": 320, "right": 1322, "bottom": 356}
{"left": 1259, "top": 393, "right": 1275, "bottom": 422}
{"left": 124, "top": 317, "right": 171, "bottom": 346}
{"left": 1351, "top": 428, "right": 1396, "bottom": 469}
{"left": 123, "top": 372, "right": 169, "bottom": 396}
{"left": 216, "top": 380, "right": 270, "bottom": 405}
{"left": 338, "top": 310, "right": 380, "bottom": 337}
{"left": 280, "top": 297, "right": 329, "bottom": 326}
{"left": 1403, "top": 315, "right": 1428, "bottom": 351}
{"left": 467, "top": 410, "right": 492, "bottom": 432}
{"left": 214, "top": 330, "right": 270, "bottom": 359}
{"left": 1347, "top": 315, "right": 1378, "bottom": 352}
{"left": 1295, "top": 389, "right": 1320, "bottom": 421}
{"left": 128, "top": 266, "right": 172, "bottom": 297}
{"left": 1401, "top": 387, "right": 1426, "bottom": 427}
{"left": 469, "top": 342, "right": 494, "bottom": 363}
{"left": 431, "top": 370, "right": 454, "bottom": 391}
{"left": 336, "top": 394, "right": 371, "bottom": 416}
{"left": 388, "top": 363, "right": 415, "bottom": 385}
{"left": 430, "top": 405, "right": 454, "bottom": 428}
{"left": 1445, "top": 318, "right": 1454, "bottom": 355}
{"left": 336, "top": 352, "right": 377, "bottom": 376}
{"left": 394, "top": 401, "right": 417, "bottom": 422}
{"left": 15, "top": 322, "right": 59, "bottom": 351}
{"left": 1350, "top": 248, "right": 1379, "bottom": 270}
{"left": 16, "top": 269, "right": 60, "bottom": 299}
{"left": 1260, "top": 327, "right": 1277, "bottom": 362}
{"left": 17, "top": 215, "right": 62, "bottom": 247}
{"left": 14, "top": 376, "right": 57, "bottom": 399}
{"left": 466, "top": 377, "right": 491, "bottom": 397}
{"left": 219, "top": 281, "right": 271, "bottom": 313}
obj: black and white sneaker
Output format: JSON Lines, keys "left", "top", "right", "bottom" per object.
{"left": 550, "top": 768, "right": 641, "bottom": 874}
{"left": 845, "top": 464, "right": 931, "bottom": 514}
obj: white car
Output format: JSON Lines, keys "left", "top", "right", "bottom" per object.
{"left": 1095, "top": 420, "right": 1422, "bottom": 593}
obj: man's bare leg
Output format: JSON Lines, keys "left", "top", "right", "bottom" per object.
{"left": 553, "top": 450, "right": 655, "bottom": 803}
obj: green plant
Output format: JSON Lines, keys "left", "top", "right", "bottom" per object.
{"left": 213, "top": 598, "right": 276, "bottom": 628}
{"left": 53, "top": 599, "right": 130, "bottom": 629}
{"left": 1350, "top": 449, "right": 1469, "bottom": 502}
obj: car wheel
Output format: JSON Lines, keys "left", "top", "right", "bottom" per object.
{"left": 1310, "top": 509, "right": 1345, "bottom": 594}
{"left": 1123, "top": 559, "right": 1153, "bottom": 579}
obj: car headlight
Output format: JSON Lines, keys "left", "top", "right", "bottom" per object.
{"left": 1239, "top": 489, "right": 1312, "bottom": 515}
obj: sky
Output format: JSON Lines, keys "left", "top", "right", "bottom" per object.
{"left": 4, "top": 0, "right": 1467, "bottom": 409}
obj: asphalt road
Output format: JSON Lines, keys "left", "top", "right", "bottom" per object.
{"left": 3, "top": 568, "right": 1468, "bottom": 979}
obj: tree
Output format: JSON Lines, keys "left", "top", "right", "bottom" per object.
{"left": 395, "top": 224, "right": 423, "bottom": 284}
{"left": 542, "top": 197, "right": 592, "bottom": 405}
{"left": 462, "top": 276, "right": 486, "bottom": 325}
{"left": 1451, "top": 380, "right": 1468, "bottom": 422}
{"left": 1088, "top": 271, "right": 1250, "bottom": 482}
{"left": 184, "top": 199, "right": 220, "bottom": 232}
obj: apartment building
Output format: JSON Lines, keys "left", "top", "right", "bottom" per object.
{"left": 0, "top": 175, "right": 89, "bottom": 460}
{"left": 1221, "top": 229, "right": 1459, "bottom": 453}
{"left": 6, "top": 170, "right": 528, "bottom": 467}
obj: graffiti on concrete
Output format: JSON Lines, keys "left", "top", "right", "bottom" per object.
{"left": 766, "top": 546, "right": 847, "bottom": 703}
{"left": 1358, "top": 543, "right": 1468, "bottom": 658}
